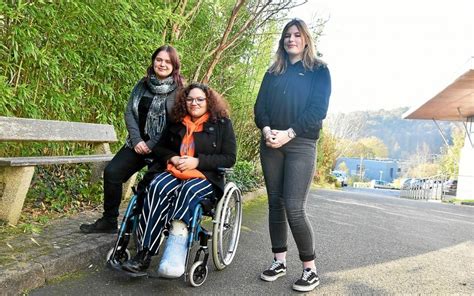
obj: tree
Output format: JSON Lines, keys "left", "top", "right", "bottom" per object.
{"left": 325, "top": 112, "right": 366, "bottom": 159}
{"left": 337, "top": 161, "right": 349, "bottom": 174}
{"left": 438, "top": 126, "right": 464, "bottom": 178}
{"left": 325, "top": 112, "right": 366, "bottom": 141}
{"left": 316, "top": 129, "right": 337, "bottom": 182}
{"left": 160, "top": 0, "right": 205, "bottom": 43}
{"left": 359, "top": 137, "right": 389, "bottom": 158}
{"left": 194, "top": 0, "right": 307, "bottom": 83}
{"left": 340, "top": 136, "right": 389, "bottom": 159}
{"left": 403, "top": 142, "right": 432, "bottom": 177}
{"left": 407, "top": 163, "right": 439, "bottom": 178}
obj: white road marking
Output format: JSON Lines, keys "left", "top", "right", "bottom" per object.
{"left": 320, "top": 198, "right": 386, "bottom": 211}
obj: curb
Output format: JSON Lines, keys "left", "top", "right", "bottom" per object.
{"left": 1, "top": 233, "right": 116, "bottom": 296}
{"left": 241, "top": 187, "right": 266, "bottom": 203}
{"left": 0, "top": 187, "right": 266, "bottom": 295}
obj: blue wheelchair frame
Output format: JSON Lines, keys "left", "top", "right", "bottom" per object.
{"left": 106, "top": 169, "right": 242, "bottom": 287}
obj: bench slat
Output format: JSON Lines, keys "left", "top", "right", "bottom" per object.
{"left": 0, "top": 155, "right": 114, "bottom": 167}
{"left": 0, "top": 116, "right": 117, "bottom": 142}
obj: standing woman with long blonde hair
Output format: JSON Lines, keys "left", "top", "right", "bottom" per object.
{"left": 254, "top": 18, "right": 331, "bottom": 292}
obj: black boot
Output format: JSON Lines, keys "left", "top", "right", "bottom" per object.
{"left": 122, "top": 249, "right": 152, "bottom": 273}
{"left": 80, "top": 217, "right": 117, "bottom": 233}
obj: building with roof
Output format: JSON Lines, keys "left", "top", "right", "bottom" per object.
{"left": 403, "top": 57, "right": 473, "bottom": 200}
{"left": 335, "top": 157, "right": 400, "bottom": 182}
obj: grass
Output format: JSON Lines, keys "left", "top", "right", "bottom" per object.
{"left": 0, "top": 202, "right": 100, "bottom": 238}
{"left": 0, "top": 220, "right": 44, "bottom": 239}
{"left": 46, "top": 270, "right": 89, "bottom": 285}
{"left": 311, "top": 181, "right": 338, "bottom": 190}
{"left": 242, "top": 194, "right": 267, "bottom": 211}
{"left": 21, "top": 270, "right": 89, "bottom": 294}
{"left": 0, "top": 201, "right": 102, "bottom": 243}
{"left": 445, "top": 198, "right": 474, "bottom": 204}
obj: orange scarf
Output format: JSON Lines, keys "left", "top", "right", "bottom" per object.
{"left": 166, "top": 113, "right": 210, "bottom": 180}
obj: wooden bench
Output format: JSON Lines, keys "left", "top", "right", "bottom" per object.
{"left": 0, "top": 116, "right": 136, "bottom": 225}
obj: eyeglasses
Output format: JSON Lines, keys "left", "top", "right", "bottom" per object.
{"left": 185, "top": 96, "right": 206, "bottom": 104}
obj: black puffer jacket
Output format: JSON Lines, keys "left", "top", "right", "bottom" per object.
{"left": 151, "top": 117, "right": 237, "bottom": 195}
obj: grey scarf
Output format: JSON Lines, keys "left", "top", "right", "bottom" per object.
{"left": 125, "top": 75, "right": 176, "bottom": 149}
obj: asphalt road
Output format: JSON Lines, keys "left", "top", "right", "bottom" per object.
{"left": 341, "top": 186, "right": 402, "bottom": 198}
{"left": 31, "top": 188, "right": 474, "bottom": 295}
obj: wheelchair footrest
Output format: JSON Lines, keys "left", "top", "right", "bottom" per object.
{"left": 107, "top": 260, "right": 148, "bottom": 278}
{"left": 147, "top": 272, "right": 181, "bottom": 279}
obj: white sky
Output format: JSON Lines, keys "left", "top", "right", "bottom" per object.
{"left": 290, "top": 0, "right": 474, "bottom": 114}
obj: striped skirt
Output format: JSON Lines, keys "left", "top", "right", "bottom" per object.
{"left": 136, "top": 171, "right": 214, "bottom": 255}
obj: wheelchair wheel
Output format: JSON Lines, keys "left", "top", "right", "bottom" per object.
{"left": 106, "top": 246, "right": 131, "bottom": 263}
{"left": 212, "top": 182, "right": 242, "bottom": 270}
{"left": 189, "top": 261, "right": 208, "bottom": 287}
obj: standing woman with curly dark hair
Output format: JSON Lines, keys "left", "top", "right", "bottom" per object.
{"left": 80, "top": 45, "right": 184, "bottom": 234}
{"left": 254, "top": 19, "right": 331, "bottom": 292}
{"left": 121, "top": 83, "right": 236, "bottom": 277}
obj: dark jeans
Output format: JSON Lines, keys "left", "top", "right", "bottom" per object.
{"left": 103, "top": 145, "right": 150, "bottom": 219}
{"left": 260, "top": 137, "right": 317, "bottom": 262}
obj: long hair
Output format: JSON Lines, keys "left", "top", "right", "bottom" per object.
{"left": 269, "top": 19, "right": 320, "bottom": 75}
{"left": 146, "top": 45, "right": 185, "bottom": 87}
{"left": 173, "top": 82, "right": 230, "bottom": 122}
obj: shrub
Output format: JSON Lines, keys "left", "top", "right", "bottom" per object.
{"left": 25, "top": 164, "right": 103, "bottom": 214}
{"left": 227, "top": 160, "right": 264, "bottom": 193}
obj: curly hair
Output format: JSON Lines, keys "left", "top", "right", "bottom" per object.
{"left": 172, "top": 82, "right": 230, "bottom": 122}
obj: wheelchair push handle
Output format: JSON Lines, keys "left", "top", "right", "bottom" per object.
{"left": 217, "top": 167, "right": 233, "bottom": 176}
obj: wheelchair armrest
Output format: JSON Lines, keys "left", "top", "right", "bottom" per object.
{"left": 217, "top": 167, "right": 233, "bottom": 176}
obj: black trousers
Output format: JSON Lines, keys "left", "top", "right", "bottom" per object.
{"left": 103, "top": 145, "right": 151, "bottom": 219}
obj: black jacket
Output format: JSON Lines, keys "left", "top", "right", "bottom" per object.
{"left": 254, "top": 61, "right": 331, "bottom": 140}
{"left": 151, "top": 117, "right": 237, "bottom": 195}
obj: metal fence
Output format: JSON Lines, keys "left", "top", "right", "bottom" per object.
{"left": 399, "top": 175, "right": 454, "bottom": 201}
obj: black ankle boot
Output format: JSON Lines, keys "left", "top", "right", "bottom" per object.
{"left": 80, "top": 217, "right": 117, "bottom": 234}
{"left": 122, "top": 249, "right": 152, "bottom": 273}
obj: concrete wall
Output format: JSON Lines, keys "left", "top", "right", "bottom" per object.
{"left": 456, "top": 130, "right": 474, "bottom": 200}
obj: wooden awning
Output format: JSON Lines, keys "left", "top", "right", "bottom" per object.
{"left": 403, "top": 66, "right": 474, "bottom": 121}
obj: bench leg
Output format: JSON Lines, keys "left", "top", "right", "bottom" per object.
{"left": 122, "top": 172, "right": 138, "bottom": 200}
{"left": 90, "top": 143, "right": 112, "bottom": 183}
{"left": 90, "top": 142, "right": 136, "bottom": 200}
{"left": 0, "top": 166, "right": 35, "bottom": 225}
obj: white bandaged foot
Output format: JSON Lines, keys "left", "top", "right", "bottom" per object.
{"left": 157, "top": 221, "right": 188, "bottom": 278}
{"left": 170, "top": 220, "right": 188, "bottom": 236}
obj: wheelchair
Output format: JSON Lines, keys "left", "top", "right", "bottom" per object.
{"left": 106, "top": 168, "right": 242, "bottom": 287}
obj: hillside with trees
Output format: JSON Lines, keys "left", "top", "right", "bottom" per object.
{"left": 325, "top": 107, "right": 458, "bottom": 160}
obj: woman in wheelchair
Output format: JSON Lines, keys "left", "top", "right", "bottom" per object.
{"left": 121, "top": 82, "right": 236, "bottom": 278}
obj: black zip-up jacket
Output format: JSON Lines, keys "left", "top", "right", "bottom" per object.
{"left": 151, "top": 117, "right": 237, "bottom": 195}
{"left": 254, "top": 61, "right": 331, "bottom": 140}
